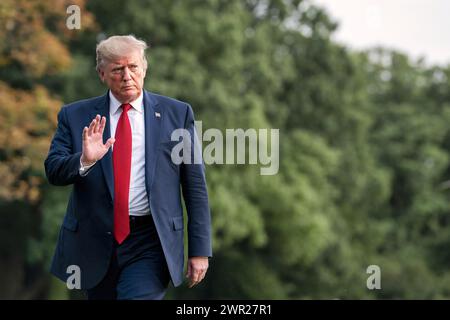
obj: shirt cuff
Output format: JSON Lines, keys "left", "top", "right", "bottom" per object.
{"left": 79, "top": 157, "right": 97, "bottom": 177}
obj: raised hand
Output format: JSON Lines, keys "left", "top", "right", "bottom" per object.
{"left": 80, "top": 114, "right": 115, "bottom": 166}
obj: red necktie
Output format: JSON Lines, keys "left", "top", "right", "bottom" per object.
{"left": 113, "top": 103, "right": 132, "bottom": 244}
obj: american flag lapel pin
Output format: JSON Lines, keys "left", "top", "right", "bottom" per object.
{"left": 155, "top": 112, "right": 161, "bottom": 118}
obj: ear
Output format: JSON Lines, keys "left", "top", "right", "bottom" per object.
{"left": 98, "top": 69, "right": 105, "bottom": 82}
{"left": 143, "top": 67, "right": 148, "bottom": 79}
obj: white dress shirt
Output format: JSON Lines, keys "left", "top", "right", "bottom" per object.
{"left": 109, "top": 91, "right": 150, "bottom": 216}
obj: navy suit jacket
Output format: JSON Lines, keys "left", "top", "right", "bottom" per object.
{"left": 44, "top": 90, "right": 212, "bottom": 289}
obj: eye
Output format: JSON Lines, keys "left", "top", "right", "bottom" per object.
{"left": 112, "top": 67, "right": 123, "bottom": 74}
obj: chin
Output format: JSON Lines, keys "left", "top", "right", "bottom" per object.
{"left": 122, "top": 90, "right": 138, "bottom": 99}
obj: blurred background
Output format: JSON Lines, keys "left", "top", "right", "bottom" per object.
{"left": 1, "top": 0, "right": 450, "bottom": 299}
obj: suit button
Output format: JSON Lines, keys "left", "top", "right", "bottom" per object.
{"left": 107, "top": 231, "right": 112, "bottom": 235}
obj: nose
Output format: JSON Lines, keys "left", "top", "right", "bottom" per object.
{"left": 122, "top": 67, "right": 132, "bottom": 81}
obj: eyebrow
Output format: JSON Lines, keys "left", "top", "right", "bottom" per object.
{"left": 112, "top": 63, "right": 139, "bottom": 69}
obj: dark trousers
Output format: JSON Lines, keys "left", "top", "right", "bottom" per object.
{"left": 87, "top": 215, "right": 170, "bottom": 300}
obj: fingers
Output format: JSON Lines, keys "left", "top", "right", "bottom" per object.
{"left": 82, "top": 126, "right": 88, "bottom": 141}
{"left": 105, "top": 137, "right": 115, "bottom": 149}
{"left": 98, "top": 116, "right": 106, "bottom": 135}
{"left": 87, "top": 114, "right": 101, "bottom": 136}
{"left": 188, "top": 269, "right": 206, "bottom": 288}
{"left": 186, "top": 262, "right": 192, "bottom": 279}
{"left": 186, "top": 264, "right": 194, "bottom": 287}
{"left": 85, "top": 115, "right": 108, "bottom": 140}
{"left": 189, "top": 272, "right": 200, "bottom": 288}
{"left": 93, "top": 114, "right": 101, "bottom": 134}
{"left": 87, "top": 117, "right": 95, "bottom": 136}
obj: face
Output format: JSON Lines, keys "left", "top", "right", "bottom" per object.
{"left": 99, "top": 50, "right": 147, "bottom": 104}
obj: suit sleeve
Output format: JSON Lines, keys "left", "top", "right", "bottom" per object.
{"left": 180, "top": 104, "right": 212, "bottom": 258}
{"left": 44, "top": 106, "right": 83, "bottom": 186}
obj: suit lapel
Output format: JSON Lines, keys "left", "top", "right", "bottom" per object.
{"left": 92, "top": 92, "right": 114, "bottom": 200}
{"left": 143, "top": 91, "right": 162, "bottom": 193}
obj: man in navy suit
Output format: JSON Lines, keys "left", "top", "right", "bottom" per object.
{"left": 44, "top": 35, "right": 212, "bottom": 300}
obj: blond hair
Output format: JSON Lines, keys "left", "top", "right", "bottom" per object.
{"left": 96, "top": 35, "right": 148, "bottom": 71}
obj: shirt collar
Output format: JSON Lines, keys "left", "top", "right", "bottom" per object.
{"left": 109, "top": 90, "right": 144, "bottom": 115}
